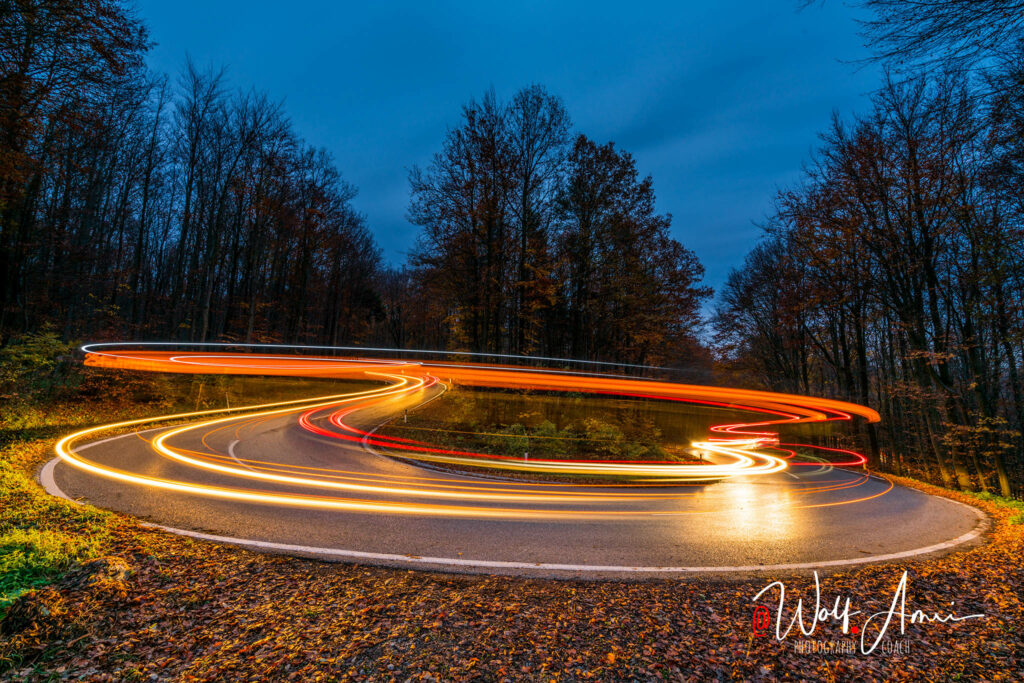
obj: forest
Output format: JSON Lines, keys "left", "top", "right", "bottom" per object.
{"left": 0, "top": 0, "right": 710, "bottom": 368}
{"left": 4, "top": 1, "right": 1024, "bottom": 497}
{"left": 2, "top": 1, "right": 381, "bottom": 347}
{"left": 715, "top": 2, "right": 1024, "bottom": 497}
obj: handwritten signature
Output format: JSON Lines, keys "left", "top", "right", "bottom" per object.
{"left": 752, "top": 571, "right": 984, "bottom": 654}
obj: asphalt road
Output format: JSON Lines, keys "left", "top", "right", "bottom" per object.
{"left": 45, "top": 384, "right": 986, "bottom": 580}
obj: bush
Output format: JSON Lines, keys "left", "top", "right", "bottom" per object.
{"left": 0, "top": 329, "right": 74, "bottom": 400}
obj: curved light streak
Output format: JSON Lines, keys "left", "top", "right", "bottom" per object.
{"left": 54, "top": 343, "right": 885, "bottom": 519}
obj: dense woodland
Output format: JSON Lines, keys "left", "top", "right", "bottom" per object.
{"left": 406, "top": 89, "right": 710, "bottom": 364}
{"left": 716, "top": 1, "right": 1024, "bottom": 496}
{"left": 0, "top": 0, "right": 710, "bottom": 368}
{"left": 0, "top": 1, "right": 382, "bottom": 346}
{"left": 5, "top": 0, "right": 1024, "bottom": 496}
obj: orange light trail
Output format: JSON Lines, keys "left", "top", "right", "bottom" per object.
{"left": 52, "top": 343, "right": 885, "bottom": 519}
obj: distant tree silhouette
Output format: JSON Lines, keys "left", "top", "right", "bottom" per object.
{"left": 716, "top": 74, "right": 1024, "bottom": 497}
{"left": 409, "top": 90, "right": 711, "bottom": 366}
{"left": 553, "top": 135, "right": 710, "bottom": 366}
{"left": 0, "top": 3, "right": 381, "bottom": 344}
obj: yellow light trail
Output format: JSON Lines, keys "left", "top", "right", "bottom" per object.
{"left": 51, "top": 343, "right": 886, "bottom": 519}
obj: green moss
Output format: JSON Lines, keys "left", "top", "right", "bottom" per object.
{"left": 0, "top": 529, "right": 103, "bottom": 606}
{"left": 0, "top": 439, "right": 115, "bottom": 611}
{"left": 963, "top": 490, "right": 1024, "bottom": 511}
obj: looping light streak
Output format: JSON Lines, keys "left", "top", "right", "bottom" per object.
{"left": 52, "top": 343, "right": 886, "bottom": 519}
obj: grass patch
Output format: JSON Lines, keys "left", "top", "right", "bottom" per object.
{"left": 0, "top": 436, "right": 118, "bottom": 613}
{"left": 0, "top": 338, "right": 379, "bottom": 618}
{"left": 963, "top": 489, "right": 1024, "bottom": 512}
{"left": 0, "top": 529, "right": 105, "bottom": 608}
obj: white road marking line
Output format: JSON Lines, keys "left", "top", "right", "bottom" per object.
{"left": 227, "top": 438, "right": 260, "bottom": 474}
{"left": 39, "top": 457, "right": 989, "bottom": 575}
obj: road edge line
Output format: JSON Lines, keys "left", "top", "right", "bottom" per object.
{"left": 39, "top": 457, "right": 989, "bottom": 576}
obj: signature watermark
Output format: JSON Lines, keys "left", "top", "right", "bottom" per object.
{"left": 751, "top": 570, "right": 984, "bottom": 655}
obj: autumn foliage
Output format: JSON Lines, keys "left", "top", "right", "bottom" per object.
{"left": 714, "top": 73, "right": 1024, "bottom": 498}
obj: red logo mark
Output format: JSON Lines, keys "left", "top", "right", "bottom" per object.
{"left": 752, "top": 606, "right": 771, "bottom": 636}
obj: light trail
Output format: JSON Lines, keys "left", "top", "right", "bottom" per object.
{"left": 53, "top": 343, "right": 884, "bottom": 519}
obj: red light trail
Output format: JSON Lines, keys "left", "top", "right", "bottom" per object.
{"left": 54, "top": 343, "right": 882, "bottom": 519}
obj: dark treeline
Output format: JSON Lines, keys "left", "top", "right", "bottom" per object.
{"left": 8, "top": 0, "right": 1024, "bottom": 495}
{"left": 1, "top": 1, "right": 381, "bottom": 345}
{"left": 404, "top": 88, "right": 710, "bottom": 365}
{"left": 1, "top": 0, "right": 709, "bottom": 369}
{"left": 715, "top": 1, "right": 1024, "bottom": 496}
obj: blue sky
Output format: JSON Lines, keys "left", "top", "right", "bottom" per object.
{"left": 135, "top": 0, "right": 879, "bottom": 294}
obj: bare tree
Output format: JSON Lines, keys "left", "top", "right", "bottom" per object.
{"left": 806, "top": 1, "right": 1024, "bottom": 71}
{"left": 716, "top": 73, "right": 1024, "bottom": 496}
{"left": 506, "top": 85, "right": 570, "bottom": 354}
